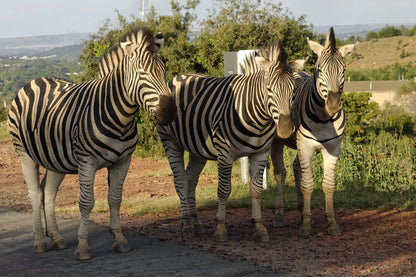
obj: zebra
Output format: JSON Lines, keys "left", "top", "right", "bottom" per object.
{"left": 8, "top": 27, "right": 176, "bottom": 260}
{"left": 157, "top": 41, "right": 295, "bottom": 241}
{"left": 270, "top": 27, "right": 355, "bottom": 236}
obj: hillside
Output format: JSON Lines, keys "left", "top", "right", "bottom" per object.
{"left": 345, "top": 36, "right": 416, "bottom": 71}
{"left": 0, "top": 33, "right": 90, "bottom": 56}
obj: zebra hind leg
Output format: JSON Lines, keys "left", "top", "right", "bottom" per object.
{"left": 107, "top": 156, "right": 132, "bottom": 253}
{"left": 19, "top": 153, "right": 46, "bottom": 253}
{"left": 75, "top": 163, "right": 97, "bottom": 260}
{"left": 186, "top": 154, "right": 207, "bottom": 235}
{"left": 42, "top": 170, "right": 67, "bottom": 250}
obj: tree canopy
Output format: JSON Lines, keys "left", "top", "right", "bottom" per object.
{"left": 76, "top": 0, "right": 314, "bottom": 81}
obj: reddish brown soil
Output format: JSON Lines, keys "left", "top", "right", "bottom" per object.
{"left": 1, "top": 139, "right": 416, "bottom": 276}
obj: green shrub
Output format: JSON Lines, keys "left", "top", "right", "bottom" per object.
{"left": 134, "top": 109, "right": 164, "bottom": 158}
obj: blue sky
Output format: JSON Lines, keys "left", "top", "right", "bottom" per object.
{"left": 1, "top": 0, "right": 415, "bottom": 38}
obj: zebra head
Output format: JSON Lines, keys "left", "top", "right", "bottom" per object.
{"left": 308, "top": 27, "right": 355, "bottom": 116}
{"left": 119, "top": 28, "right": 176, "bottom": 125}
{"left": 255, "top": 41, "right": 295, "bottom": 139}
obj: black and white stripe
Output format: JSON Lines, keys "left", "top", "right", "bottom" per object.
{"left": 157, "top": 41, "right": 295, "bottom": 241}
{"left": 271, "top": 27, "right": 355, "bottom": 236}
{"left": 8, "top": 27, "right": 176, "bottom": 259}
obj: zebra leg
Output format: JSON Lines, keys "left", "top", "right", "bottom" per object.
{"left": 161, "top": 140, "right": 194, "bottom": 237}
{"left": 19, "top": 153, "right": 46, "bottom": 253}
{"left": 186, "top": 154, "right": 207, "bottom": 235}
{"left": 107, "top": 156, "right": 132, "bottom": 253}
{"left": 297, "top": 145, "right": 315, "bottom": 237}
{"left": 322, "top": 146, "right": 341, "bottom": 236}
{"left": 214, "top": 155, "right": 233, "bottom": 242}
{"left": 270, "top": 139, "right": 286, "bottom": 227}
{"left": 42, "top": 170, "right": 67, "bottom": 250}
{"left": 249, "top": 153, "right": 269, "bottom": 242}
{"left": 74, "top": 163, "right": 96, "bottom": 260}
{"left": 292, "top": 155, "right": 303, "bottom": 211}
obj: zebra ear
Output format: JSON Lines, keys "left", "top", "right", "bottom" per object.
{"left": 307, "top": 38, "right": 324, "bottom": 56}
{"left": 154, "top": 32, "right": 164, "bottom": 53}
{"left": 290, "top": 56, "right": 309, "bottom": 72}
{"left": 255, "top": 56, "right": 272, "bottom": 71}
{"left": 339, "top": 43, "right": 357, "bottom": 57}
{"left": 120, "top": 41, "right": 134, "bottom": 56}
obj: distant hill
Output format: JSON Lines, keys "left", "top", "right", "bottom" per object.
{"left": 34, "top": 44, "right": 85, "bottom": 61}
{"left": 0, "top": 33, "right": 90, "bottom": 56}
{"left": 314, "top": 23, "right": 416, "bottom": 39}
{"left": 344, "top": 35, "right": 416, "bottom": 71}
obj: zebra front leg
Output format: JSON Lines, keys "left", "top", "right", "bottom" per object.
{"left": 249, "top": 154, "right": 269, "bottom": 242}
{"left": 297, "top": 145, "right": 315, "bottom": 237}
{"left": 42, "top": 170, "right": 67, "bottom": 250}
{"left": 162, "top": 141, "right": 194, "bottom": 237}
{"left": 322, "top": 146, "right": 341, "bottom": 235}
{"left": 214, "top": 156, "right": 233, "bottom": 242}
{"left": 19, "top": 154, "right": 46, "bottom": 252}
{"left": 270, "top": 139, "right": 286, "bottom": 227}
{"left": 75, "top": 163, "right": 96, "bottom": 260}
{"left": 186, "top": 154, "right": 207, "bottom": 235}
{"left": 108, "top": 156, "right": 132, "bottom": 253}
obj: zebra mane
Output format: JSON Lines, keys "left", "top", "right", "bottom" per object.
{"left": 324, "top": 27, "right": 337, "bottom": 54}
{"left": 240, "top": 40, "right": 288, "bottom": 75}
{"left": 97, "top": 26, "right": 157, "bottom": 78}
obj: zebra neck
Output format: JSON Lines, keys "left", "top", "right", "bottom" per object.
{"left": 307, "top": 78, "right": 335, "bottom": 122}
{"left": 238, "top": 73, "right": 271, "bottom": 128}
{"left": 95, "top": 67, "right": 140, "bottom": 130}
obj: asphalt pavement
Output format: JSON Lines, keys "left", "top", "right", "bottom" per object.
{"left": 0, "top": 208, "right": 298, "bottom": 277}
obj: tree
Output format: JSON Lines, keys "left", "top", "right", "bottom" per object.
{"left": 194, "top": 0, "right": 313, "bottom": 77}
{"left": 342, "top": 92, "right": 380, "bottom": 143}
{"left": 146, "top": 0, "right": 200, "bottom": 81}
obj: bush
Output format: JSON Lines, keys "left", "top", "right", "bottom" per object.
{"left": 337, "top": 132, "right": 416, "bottom": 192}
{"left": 134, "top": 109, "right": 164, "bottom": 157}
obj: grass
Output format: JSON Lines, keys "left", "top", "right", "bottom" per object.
{"left": 0, "top": 125, "right": 10, "bottom": 141}
{"left": 345, "top": 35, "right": 416, "bottom": 72}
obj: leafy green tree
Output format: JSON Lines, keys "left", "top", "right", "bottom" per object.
{"left": 342, "top": 92, "right": 380, "bottom": 143}
{"left": 146, "top": 0, "right": 200, "bottom": 80}
{"left": 194, "top": 0, "right": 313, "bottom": 77}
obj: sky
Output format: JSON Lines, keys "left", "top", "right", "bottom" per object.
{"left": 0, "top": 0, "right": 415, "bottom": 38}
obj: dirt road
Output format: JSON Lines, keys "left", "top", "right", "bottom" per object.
{"left": 0, "top": 208, "right": 292, "bottom": 277}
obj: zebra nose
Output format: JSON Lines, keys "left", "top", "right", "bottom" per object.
{"left": 276, "top": 113, "right": 294, "bottom": 139}
{"left": 326, "top": 91, "right": 342, "bottom": 114}
{"left": 155, "top": 94, "right": 177, "bottom": 125}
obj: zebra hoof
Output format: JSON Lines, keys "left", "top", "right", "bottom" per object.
{"left": 214, "top": 223, "right": 227, "bottom": 242}
{"left": 74, "top": 248, "right": 91, "bottom": 260}
{"left": 193, "top": 222, "right": 204, "bottom": 235}
{"left": 34, "top": 241, "right": 47, "bottom": 253}
{"left": 51, "top": 239, "right": 67, "bottom": 250}
{"left": 213, "top": 232, "right": 227, "bottom": 242}
{"left": 272, "top": 215, "right": 285, "bottom": 228}
{"left": 113, "top": 242, "right": 131, "bottom": 253}
{"left": 255, "top": 230, "right": 270, "bottom": 242}
{"left": 328, "top": 226, "right": 341, "bottom": 236}
{"left": 299, "top": 227, "right": 312, "bottom": 237}
{"left": 182, "top": 225, "right": 195, "bottom": 239}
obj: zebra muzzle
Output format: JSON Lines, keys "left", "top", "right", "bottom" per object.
{"left": 326, "top": 91, "right": 342, "bottom": 115}
{"left": 276, "top": 113, "right": 294, "bottom": 139}
{"left": 154, "top": 94, "right": 177, "bottom": 125}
